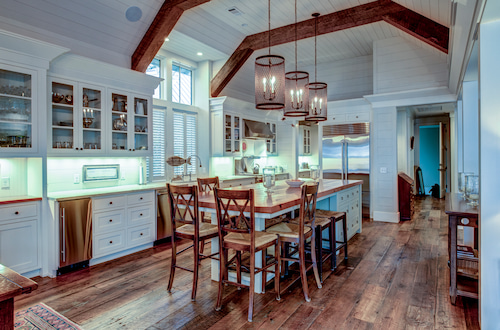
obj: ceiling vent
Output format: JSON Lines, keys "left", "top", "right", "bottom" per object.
{"left": 415, "top": 105, "right": 443, "bottom": 113}
{"left": 228, "top": 6, "right": 243, "bottom": 16}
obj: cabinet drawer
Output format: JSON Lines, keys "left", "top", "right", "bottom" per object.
{"left": 93, "top": 230, "right": 126, "bottom": 258}
{"left": 0, "top": 202, "right": 38, "bottom": 223}
{"left": 298, "top": 171, "right": 310, "bottom": 178}
{"left": 0, "top": 219, "right": 39, "bottom": 274}
{"left": 127, "top": 191, "right": 154, "bottom": 205}
{"left": 94, "top": 209, "right": 126, "bottom": 234}
{"left": 128, "top": 205, "right": 153, "bottom": 227}
{"left": 127, "top": 224, "right": 154, "bottom": 248}
{"left": 93, "top": 195, "right": 127, "bottom": 211}
{"left": 346, "top": 112, "right": 370, "bottom": 122}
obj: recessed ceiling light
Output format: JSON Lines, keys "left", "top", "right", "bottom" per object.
{"left": 197, "top": 52, "right": 203, "bottom": 56}
{"left": 165, "top": 37, "right": 169, "bottom": 41}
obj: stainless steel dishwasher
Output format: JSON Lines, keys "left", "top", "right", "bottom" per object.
{"left": 58, "top": 198, "right": 92, "bottom": 273}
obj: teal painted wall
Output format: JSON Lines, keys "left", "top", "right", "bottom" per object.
{"left": 419, "top": 125, "right": 440, "bottom": 192}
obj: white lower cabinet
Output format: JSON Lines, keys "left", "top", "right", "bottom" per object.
{"left": 92, "top": 191, "right": 155, "bottom": 259}
{"left": 337, "top": 185, "right": 362, "bottom": 241}
{"left": 0, "top": 201, "right": 40, "bottom": 274}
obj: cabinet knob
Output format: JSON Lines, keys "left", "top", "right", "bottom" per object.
{"left": 140, "top": 233, "right": 143, "bottom": 236}
{"left": 140, "top": 197, "right": 143, "bottom": 200}
{"left": 109, "top": 219, "right": 113, "bottom": 222}
{"left": 80, "top": 148, "right": 83, "bottom": 150}
{"left": 109, "top": 201, "right": 113, "bottom": 205}
{"left": 129, "top": 149, "right": 132, "bottom": 151}
{"left": 15, "top": 211, "right": 19, "bottom": 215}
{"left": 140, "top": 213, "right": 143, "bottom": 216}
{"left": 109, "top": 241, "right": 113, "bottom": 244}
{"left": 133, "top": 149, "right": 135, "bottom": 151}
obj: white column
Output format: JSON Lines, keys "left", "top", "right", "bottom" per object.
{"left": 478, "top": 16, "right": 500, "bottom": 327}
{"left": 371, "top": 106, "right": 399, "bottom": 222}
{"left": 462, "top": 81, "right": 479, "bottom": 174}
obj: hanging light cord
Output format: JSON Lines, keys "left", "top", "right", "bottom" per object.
{"left": 314, "top": 14, "right": 318, "bottom": 81}
{"left": 294, "top": 0, "right": 297, "bottom": 71}
{"left": 268, "top": 0, "right": 271, "bottom": 55}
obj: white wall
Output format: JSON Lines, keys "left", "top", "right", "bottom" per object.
{"left": 373, "top": 37, "right": 448, "bottom": 94}
{"left": 478, "top": 14, "right": 500, "bottom": 328}
{"left": 461, "top": 80, "right": 479, "bottom": 174}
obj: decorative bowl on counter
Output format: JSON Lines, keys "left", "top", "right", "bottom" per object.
{"left": 285, "top": 179, "right": 304, "bottom": 187}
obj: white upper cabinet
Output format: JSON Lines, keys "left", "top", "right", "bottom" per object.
{"left": 0, "top": 66, "right": 37, "bottom": 154}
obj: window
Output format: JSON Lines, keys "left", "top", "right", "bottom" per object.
{"left": 172, "top": 64, "right": 192, "bottom": 105}
{"left": 152, "top": 107, "right": 166, "bottom": 179}
{"left": 173, "top": 111, "right": 197, "bottom": 175}
{"left": 146, "top": 58, "right": 161, "bottom": 99}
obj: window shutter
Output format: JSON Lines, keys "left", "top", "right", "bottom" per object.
{"left": 152, "top": 108, "right": 165, "bottom": 178}
{"left": 173, "top": 112, "right": 185, "bottom": 175}
{"left": 173, "top": 111, "right": 197, "bottom": 176}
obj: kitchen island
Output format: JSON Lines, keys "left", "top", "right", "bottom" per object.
{"left": 197, "top": 178, "right": 362, "bottom": 292}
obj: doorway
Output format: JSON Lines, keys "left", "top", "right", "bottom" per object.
{"left": 419, "top": 125, "right": 439, "bottom": 194}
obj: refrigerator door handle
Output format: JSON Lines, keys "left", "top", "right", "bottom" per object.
{"left": 345, "top": 141, "right": 349, "bottom": 181}
{"left": 61, "top": 207, "right": 66, "bottom": 263}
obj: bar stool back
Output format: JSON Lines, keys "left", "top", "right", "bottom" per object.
{"left": 213, "top": 188, "right": 280, "bottom": 322}
{"left": 166, "top": 183, "right": 219, "bottom": 301}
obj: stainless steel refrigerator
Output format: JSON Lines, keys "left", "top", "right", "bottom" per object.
{"left": 59, "top": 198, "right": 92, "bottom": 271}
{"left": 322, "top": 123, "right": 370, "bottom": 216}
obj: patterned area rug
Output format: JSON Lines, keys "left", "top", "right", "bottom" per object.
{"left": 15, "top": 303, "right": 83, "bottom": 330}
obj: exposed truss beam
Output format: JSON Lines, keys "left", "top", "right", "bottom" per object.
{"left": 132, "top": 0, "right": 210, "bottom": 72}
{"left": 210, "top": 0, "right": 449, "bottom": 97}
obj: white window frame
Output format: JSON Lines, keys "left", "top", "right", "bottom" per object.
{"left": 172, "top": 62, "right": 193, "bottom": 105}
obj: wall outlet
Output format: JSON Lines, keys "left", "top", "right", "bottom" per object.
{"left": 74, "top": 174, "right": 80, "bottom": 184}
{"left": 1, "top": 177, "right": 10, "bottom": 189}
{"left": 380, "top": 167, "right": 388, "bottom": 174}
{"left": 121, "top": 171, "right": 125, "bottom": 180}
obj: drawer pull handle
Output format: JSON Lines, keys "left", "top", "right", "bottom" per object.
{"left": 15, "top": 211, "right": 19, "bottom": 215}
{"left": 140, "top": 197, "right": 143, "bottom": 200}
{"left": 109, "top": 201, "right": 113, "bottom": 205}
{"left": 140, "top": 213, "right": 143, "bottom": 216}
{"left": 109, "top": 219, "right": 113, "bottom": 222}
{"left": 140, "top": 233, "right": 143, "bottom": 236}
{"left": 109, "top": 241, "right": 113, "bottom": 244}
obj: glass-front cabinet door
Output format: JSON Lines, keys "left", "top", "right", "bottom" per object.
{"left": 51, "top": 80, "right": 76, "bottom": 151}
{"left": 133, "top": 97, "right": 148, "bottom": 151}
{"left": 266, "top": 122, "right": 277, "bottom": 155}
{"left": 0, "top": 68, "right": 35, "bottom": 152}
{"left": 224, "top": 114, "right": 240, "bottom": 155}
{"left": 110, "top": 92, "right": 129, "bottom": 152}
{"left": 81, "top": 85, "right": 103, "bottom": 151}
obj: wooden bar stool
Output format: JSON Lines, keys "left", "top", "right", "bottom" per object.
{"left": 197, "top": 177, "right": 220, "bottom": 253}
{"left": 266, "top": 183, "right": 322, "bottom": 302}
{"left": 213, "top": 188, "right": 280, "bottom": 322}
{"left": 315, "top": 209, "right": 348, "bottom": 273}
{"left": 166, "top": 183, "right": 219, "bottom": 301}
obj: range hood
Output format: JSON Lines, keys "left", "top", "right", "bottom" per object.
{"left": 244, "top": 119, "right": 274, "bottom": 139}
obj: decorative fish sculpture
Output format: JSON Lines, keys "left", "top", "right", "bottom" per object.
{"left": 166, "top": 156, "right": 192, "bottom": 167}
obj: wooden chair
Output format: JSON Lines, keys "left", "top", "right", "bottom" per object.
{"left": 213, "top": 188, "right": 280, "bottom": 322}
{"left": 266, "top": 183, "right": 322, "bottom": 302}
{"left": 197, "top": 177, "right": 220, "bottom": 254}
{"left": 166, "top": 183, "right": 219, "bottom": 301}
{"left": 314, "top": 209, "right": 348, "bottom": 280}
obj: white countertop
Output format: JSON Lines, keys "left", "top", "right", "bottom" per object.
{"left": 47, "top": 183, "right": 167, "bottom": 201}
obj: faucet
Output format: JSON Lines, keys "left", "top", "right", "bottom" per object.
{"left": 188, "top": 155, "right": 202, "bottom": 168}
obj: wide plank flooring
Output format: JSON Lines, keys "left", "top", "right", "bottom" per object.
{"left": 15, "top": 196, "right": 479, "bottom": 329}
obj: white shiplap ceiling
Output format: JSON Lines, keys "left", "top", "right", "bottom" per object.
{"left": 0, "top": 0, "right": 451, "bottom": 99}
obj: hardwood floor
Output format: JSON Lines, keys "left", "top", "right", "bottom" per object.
{"left": 15, "top": 196, "right": 479, "bottom": 329}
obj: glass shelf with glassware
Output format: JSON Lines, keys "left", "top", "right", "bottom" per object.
{"left": 0, "top": 68, "right": 34, "bottom": 150}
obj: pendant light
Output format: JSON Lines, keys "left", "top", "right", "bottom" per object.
{"left": 305, "top": 13, "right": 327, "bottom": 122}
{"left": 255, "top": 0, "right": 285, "bottom": 110}
{"left": 284, "top": 0, "right": 309, "bottom": 117}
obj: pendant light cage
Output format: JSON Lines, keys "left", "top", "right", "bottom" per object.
{"left": 284, "top": 0, "right": 309, "bottom": 117}
{"left": 255, "top": 0, "right": 285, "bottom": 110}
{"left": 306, "top": 13, "right": 327, "bottom": 122}
{"left": 255, "top": 55, "right": 285, "bottom": 110}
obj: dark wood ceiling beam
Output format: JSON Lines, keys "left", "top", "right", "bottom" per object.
{"left": 132, "top": 0, "right": 210, "bottom": 72}
{"left": 210, "top": 0, "right": 449, "bottom": 97}
{"left": 382, "top": 7, "right": 449, "bottom": 54}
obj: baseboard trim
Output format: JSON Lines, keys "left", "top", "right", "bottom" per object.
{"left": 373, "top": 211, "right": 400, "bottom": 223}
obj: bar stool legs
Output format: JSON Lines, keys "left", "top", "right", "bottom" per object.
{"left": 331, "top": 212, "right": 348, "bottom": 270}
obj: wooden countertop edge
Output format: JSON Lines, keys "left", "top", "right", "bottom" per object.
{"left": 0, "top": 197, "right": 43, "bottom": 205}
